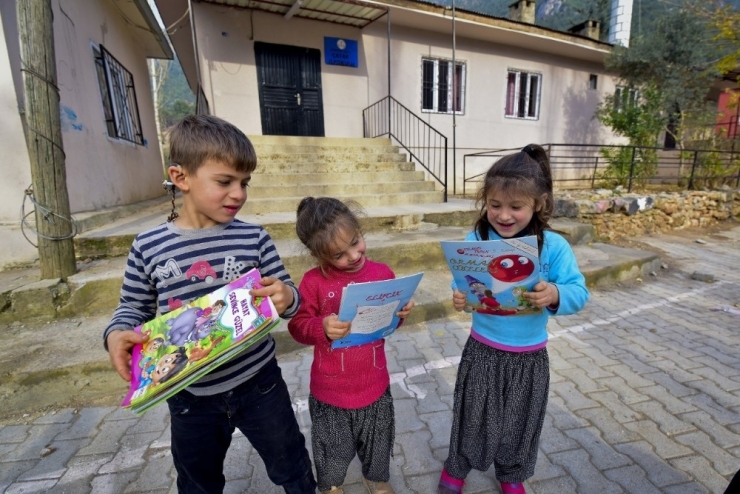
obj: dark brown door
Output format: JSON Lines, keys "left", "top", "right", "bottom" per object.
{"left": 254, "top": 42, "right": 325, "bottom": 136}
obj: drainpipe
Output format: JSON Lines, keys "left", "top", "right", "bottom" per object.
{"left": 452, "top": 0, "right": 456, "bottom": 196}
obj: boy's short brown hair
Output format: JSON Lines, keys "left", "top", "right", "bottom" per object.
{"left": 168, "top": 115, "right": 257, "bottom": 174}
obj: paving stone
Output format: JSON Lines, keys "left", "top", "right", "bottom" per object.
{"left": 575, "top": 408, "right": 641, "bottom": 445}
{"left": 18, "top": 438, "right": 88, "bottom": 482}
{"left": 641, "top": 371, "right": 697, "bottom": 397}
{"left": 684, "top": 379, "right": 740, "bottom": 409}
{"left": 589, "top": 391, "right": 643, "bottom": 424}
{"left": 596, "top": 376, "right": 651, "bottom": 405}
{"left": 549, "top": 382, "right": 600, "bottom": 412}
{"left": 631, "top": 401, "right": 696, "bottom": 436}
{"left": 680, "top": 410, "right": 740, "bottom": 449}
{"left": 396, "top": 430, "right": 441, "bottom": 476}
{"left": 613, "top": 440, "right": 690, "bottom": 488}
{"left": 528, "top": 475, "right": 578, "bottom": 494}
{"left": 661, "top": 482, "right": 709, "bottom": 494}
{"left": 0, "top": 460, "right": 38, "bottom": 493}
{"left": 602, "top": 363, "right": 656, "bottom": 388}
{"left": 674, "top": 431, "right": 740, "bottom": 476}
{"left": 556, "top": 367, "right": 607, "bottom": 394}
{"left": 623, "top": 421, "right": 693, "bottom": 459}
{"left": 0, "top": 425, "right": 30, "bottom": 444}
{"left": 418, "top": 411, "right": 450, "bottom": 450}
{"left": 686, "top": 394, "right": 740, "bottom": 426}
{"left": 563, "top": 427, "right": 632, "bottom": 470}
{"left": 126, "top": 404, "right": 170, "bottom": 434}
{"left": 56, "top": 408, "right": 113, "bottom": 441}
{"left": 4, "top": 478, "right": 59, "bottom": 493}
{"left": 78, "top": 419, "right": 138, "bottom": 456}
{"left": 97, "top": 446, "right": 148, "bottom": 474}
{"left": 124, "top": 449, "right": 174, "bottom": 491}
{"left": 604, "top": 464, "right": 663, "bottom": 494}
{"left": 412, "top": 382, "right": 449, "bottom": 414}
{"left": 223, "top": 435, "right": 254, "bottom": 481}
{"left": 547, "top": 396, "right": 589, "bottom": 430}
{"left": 89, "top": 472, "right": 139, "bottom": 494}
{"left": 32, "top": 409, "right": 77, "bottom": 425}
{"left": 394, "top": 398, "right": 426, "bottom": 434}
{"left": 548, "top": 449, "right": 623, "bottom": 494}
{"left": 538, "top": 415, "right": 578, "bottom": 454}
{"left": 691, "top": 355, "right": 740, "bottom": 378}
{"left": 669, "top": 455, "right": 730, "bottom": 494}
{"left": 8, "top": 423, "right": 69, "bottom": 461}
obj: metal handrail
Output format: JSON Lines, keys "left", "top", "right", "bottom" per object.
{"left": 363, "top": 96, "right": 448, "bottom": 201}
{"left": 462, "top": 143, "right": 740, "bottom": 195}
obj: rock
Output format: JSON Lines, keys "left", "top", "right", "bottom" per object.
{"left": 40, "top": 446, "right": 56, "bottom": 458}
{"left": 695, "top": 239, "right": 707, "bottom": 244}
{"left": 690, "top": 271, "right": 715, "bottom": 282}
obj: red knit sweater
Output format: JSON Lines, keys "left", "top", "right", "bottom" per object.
{"left": 288, "top": 259, "right": 395, "bottom": 409}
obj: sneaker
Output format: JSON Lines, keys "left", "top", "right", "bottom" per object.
{"left": 320, "top": 487, "right": 343, "bottom": 494}
{"left": 438, "top": 469, "right": 465, "bottom": 493}
{"left": 500, "top": 482, "right": 526, "bottom": 494}
{"left": 362, "top": 477, "right": 395, "bottom": 494}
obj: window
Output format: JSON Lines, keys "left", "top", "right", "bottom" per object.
{"left": 614, "top": 86, "right": 639, "bottom": 113}
{"left": 93, "top": 45, "right": 144, "bottom": 144}
{"left": 505, "top": 70, "right": 541, "bottom": 120}
{"left": 421, "top": 58, "right": 466, "bottom": 114}
{"left": 589, "top": 74, "right": 598, "bottom": 90}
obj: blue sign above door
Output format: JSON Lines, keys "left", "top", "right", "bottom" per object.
{"left": 324, "top": 37, "right": 358, "bottom": 68}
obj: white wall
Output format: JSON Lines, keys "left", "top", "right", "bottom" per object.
{"left": 0, "top": 0, "right": 166, "bottom": 268}
{"left": 192, "top": 4, "right": 623, "bottom": 193}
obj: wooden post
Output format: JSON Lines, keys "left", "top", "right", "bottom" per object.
{"left": 17, "top": 0, "right": 76, "bottom": 279}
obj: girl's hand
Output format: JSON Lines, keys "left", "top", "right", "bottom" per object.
{"left": 250, "top": 277, "right": 294, "bottom": 315}
{"left": 323, "top": 314, "right": 351, "bottom": 341}
{"left": 397, "top": 300, "right": 415, "bottom": 319}
{"left": 452, "top": 290, "right": 467, "bottom": 312}
{"left": 523, "top": 281, "right": 559, "bottom": 309}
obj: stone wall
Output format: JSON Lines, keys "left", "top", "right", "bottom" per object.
{"left": 555, "top": 188, "right": 740, "bottom": 241}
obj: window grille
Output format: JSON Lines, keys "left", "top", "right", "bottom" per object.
{"left": 614, "top": 86, "right": 639, "bottom": 113}
{"left": 93, "top": 45, "right": 144, "bottom": 144}
{"left": 421, "top": 57, "right": 466, "bottom": 114}
{"left": 505, "top": 69, "right": 542, "bottom": 120}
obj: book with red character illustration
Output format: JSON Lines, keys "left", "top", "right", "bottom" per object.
{"left": 441, "top": 236, "right": 542, "bottom": 316}
{"left": 121, "top": 268, "right": 280, "bottom": 414}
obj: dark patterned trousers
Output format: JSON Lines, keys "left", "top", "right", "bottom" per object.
{"left": 309, "top": 387, "right": 394, "bottom": 491}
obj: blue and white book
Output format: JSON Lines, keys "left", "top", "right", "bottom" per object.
{"left": 440, "top": 236, "right": 542, "bottom": 316}
{"left": 333, "top": 272, "right": 424, "bottom": 349}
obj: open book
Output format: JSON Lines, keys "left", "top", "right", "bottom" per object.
{"left": 121, "top": 268, "right": 281, "bottom": 414}
{"left": 332, "top": 272, "right": 424, "bottom": 349}
{"left": 440, "top": 236, "right": 542, "bottom": 316}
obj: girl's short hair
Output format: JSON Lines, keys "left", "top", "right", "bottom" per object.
{"left": 295, "top": 197, "right": 364, "bottom": 269}
{"left": 168, "top": 115, "right": 257, "bottom": 173}
{"left": 474, "top": 144, "right": 554, "bottom": 251}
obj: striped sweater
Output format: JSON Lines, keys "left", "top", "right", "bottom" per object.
{"left": 103, "top": 219, "right": 300, "bottom": 396}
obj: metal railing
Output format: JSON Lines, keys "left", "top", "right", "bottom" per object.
{"left": 463, "top": 143, "right": 740, "bottom": 195}
{"left": 363, "top": 96, "right": 447, "bottom": 201}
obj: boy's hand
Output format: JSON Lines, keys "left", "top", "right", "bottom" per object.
{"left": 251, "top": 277, "right": 295, "bottom": 315}
{"left": 397, "top": 300, "right": 415, "bottom": 319}
{"left": 106, "top": 329, "right": 148, "bottom": 382}
{"left": 323, "top": 314, "right": 351, "bottom": 340}
{"left": 523, "top": 281, "right": 560, "bottom": 309}
{"left": 452, "top": 290, "right": 468, "bottom": 312}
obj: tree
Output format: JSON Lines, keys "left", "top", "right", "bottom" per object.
{"left": 602, "top": 7, "right": 721, "bottom": 152}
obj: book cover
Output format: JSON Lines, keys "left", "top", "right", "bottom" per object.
{"left": 121, "top": 268, "right": 280, "bottom": 414}
{"left": 332, "top": 272, "right": 424, "bottom": 349}
{"left": 440, "top": 236, "right": 542, "bottom": 316}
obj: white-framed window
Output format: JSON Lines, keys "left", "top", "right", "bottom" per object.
{"left": 614, "top": 86, "right": 639, "bottom": 113}
{"left": 92, "top": 44, "right": 144, "bottom": 145}
{"left": 505, "top": 69, "right": 542, "bottom": 120}
{"left": 421, "top": 57, "right": 466, "bottom": 114}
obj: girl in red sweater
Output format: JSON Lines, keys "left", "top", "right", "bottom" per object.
{"left": 288, "top": 197, "right": 414, "bottom": 494}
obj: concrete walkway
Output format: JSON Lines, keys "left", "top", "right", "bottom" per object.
{"left": 1, "top": 225, "right": 739, "bottom": 493}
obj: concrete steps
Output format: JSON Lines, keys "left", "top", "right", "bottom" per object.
{"left": 244, "top": 136, "right": 443, "bottom": 212}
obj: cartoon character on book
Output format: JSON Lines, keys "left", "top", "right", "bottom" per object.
{"left": 164, "top": 299, "right": 226, "bottom": 347}
{"left": 150, "top": 346, "right": 189, "bottom": 386}
{"left": 464, "top": 274, "right": 518, "bottom": 316}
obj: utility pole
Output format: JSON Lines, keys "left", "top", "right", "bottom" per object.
{"left": 17, "top": 0, "right": 77, "bottom": 279}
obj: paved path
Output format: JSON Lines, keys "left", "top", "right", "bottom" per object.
{"left": 2, "top": 227, "right": 740, "bottom": 493}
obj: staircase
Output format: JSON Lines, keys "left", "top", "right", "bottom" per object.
{"left": 246, "top": 135, "right": 444, "bottom": 214}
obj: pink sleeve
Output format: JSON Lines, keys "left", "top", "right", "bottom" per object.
{"left": 287, "top": 272, "right": 328, "bottom": 346}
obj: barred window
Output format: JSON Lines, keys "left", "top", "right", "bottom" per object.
{"left": 93, "top": 45, "right": 144, "bottom": 144}
{"left": 614, "top": 86, "right": 639, "bottom": 113}
{"left": 421, "top": 58, "right": 466, "bottom": 114}
{"left": 505, "top": 70, "right": 541, "bottom": 120}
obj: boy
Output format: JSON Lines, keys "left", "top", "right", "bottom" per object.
{"left": 104, "top": 115, "right": 317, "bottom": 493}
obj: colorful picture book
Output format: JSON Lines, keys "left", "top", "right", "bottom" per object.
{"left": 440, "top": 236, "right": 542, "bottom": 316}
{"left": 332, "top": 272, "right": 424, "bottom": 349}
{"left": 121, "top": 268, "right": 281, "bottom": 414}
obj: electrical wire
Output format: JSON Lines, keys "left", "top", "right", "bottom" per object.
{"left": 20, "top": 185, "right": 77, "bottom": 248}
